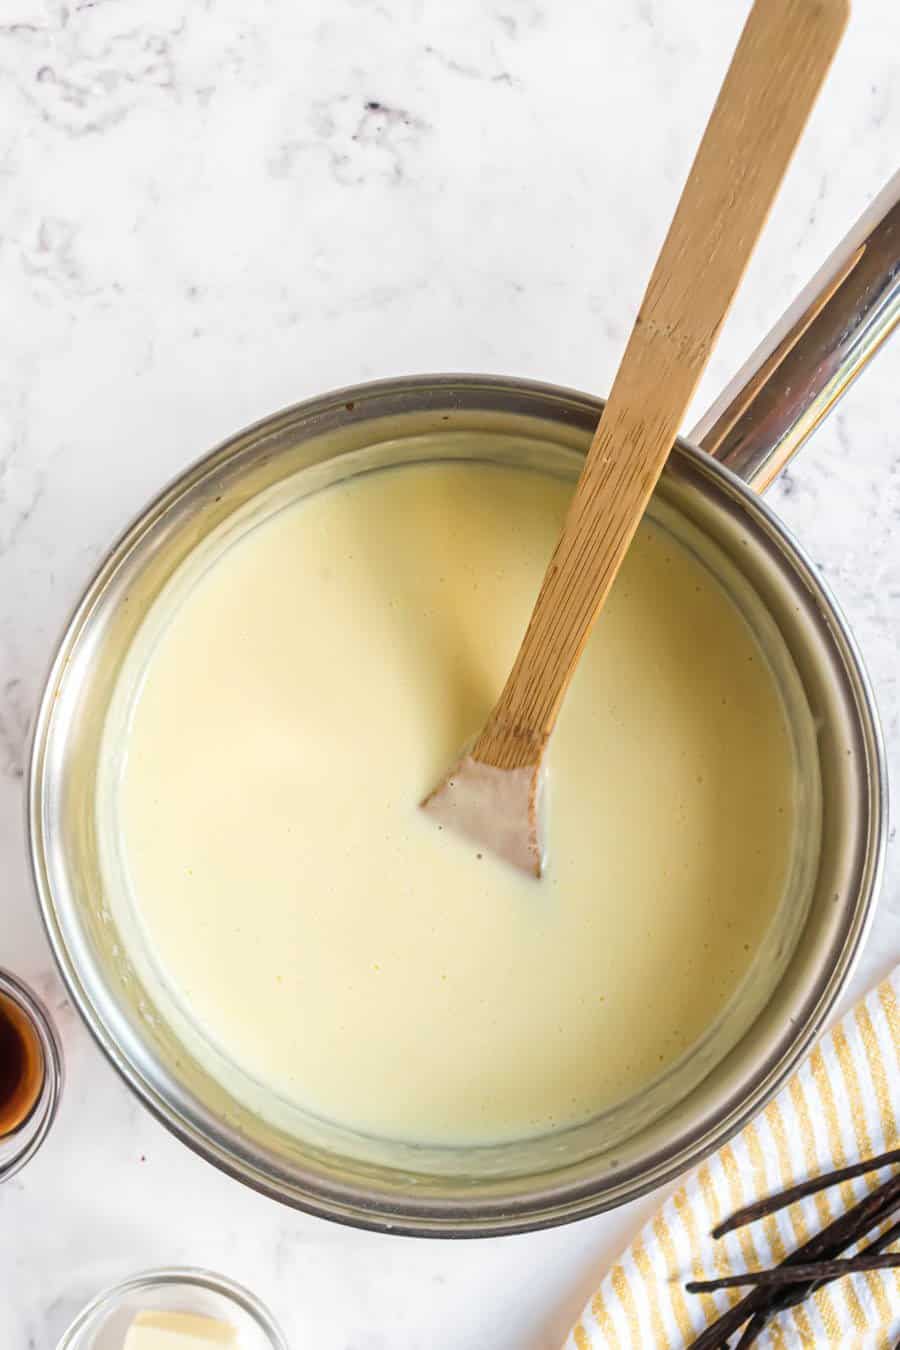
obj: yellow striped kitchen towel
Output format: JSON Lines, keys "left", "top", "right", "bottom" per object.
{"left": 565, "top": 966, "right": 900, "bottom": 1349}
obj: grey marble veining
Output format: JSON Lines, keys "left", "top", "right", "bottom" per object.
{"left": 1, "top": 2, "right": 898, "bottom": 1346}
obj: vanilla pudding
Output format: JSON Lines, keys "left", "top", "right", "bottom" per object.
{"left": 102, "top": 459, "right": 805, "bottom": 1146}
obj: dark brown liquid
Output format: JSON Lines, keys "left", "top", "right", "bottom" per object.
{"left": 0, "top": 991, "right": 44, "bottom": 1137}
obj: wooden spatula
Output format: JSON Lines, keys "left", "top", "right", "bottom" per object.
{"left": 423, "top": 0, "right": 849, "bottom": 876}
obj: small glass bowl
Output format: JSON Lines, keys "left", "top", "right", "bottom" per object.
{"left": 0, "top": 967, "right": 63, "bottom": 1181}
{"left": 56, "top": 1268, "right": 288, "bottom": 1350}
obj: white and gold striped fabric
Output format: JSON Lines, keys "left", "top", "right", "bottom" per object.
{"left": 565, "top": 967, "right": 900, "bottom": 1349}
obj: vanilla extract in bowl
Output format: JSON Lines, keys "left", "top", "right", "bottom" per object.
{"left": 0, "top": 971, "right": 62, "bottom": 1179}
{"left": 0, "top": 988, "right": 44, "bottom": 1136}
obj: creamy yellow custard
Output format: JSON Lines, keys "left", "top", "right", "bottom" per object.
{"left": 106, "top": 460, "right": 802, "bottom": 1145}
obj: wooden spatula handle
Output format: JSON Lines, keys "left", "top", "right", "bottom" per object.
{"left": 474, "top": 0, "right": 848, "bottom": 772}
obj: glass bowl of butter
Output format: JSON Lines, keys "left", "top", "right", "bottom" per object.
{"left": 55, "top": 1268, "right": 288, "bottom": 1350}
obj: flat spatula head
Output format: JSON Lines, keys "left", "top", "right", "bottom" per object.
{"left": 421, "top": 754, "right": 545, "bottom": 878}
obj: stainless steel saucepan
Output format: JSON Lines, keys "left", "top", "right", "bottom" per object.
{"left": 29, "top": 175, "right": 899, "bottom": 1235}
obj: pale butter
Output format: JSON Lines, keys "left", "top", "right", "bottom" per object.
{"left": 123, "top": 1310, "right": 237, "bottom": 1349}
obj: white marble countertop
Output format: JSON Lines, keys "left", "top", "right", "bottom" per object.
{"left": 1, "top": 2, "right": 898, "bottom": 1346}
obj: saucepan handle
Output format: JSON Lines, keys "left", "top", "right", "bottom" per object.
{"left": 688, "top": 171, "right": 900, "bottom": 492}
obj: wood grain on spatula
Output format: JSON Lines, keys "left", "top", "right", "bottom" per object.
{"left": 423, "top": 0, "right": 849, "bottom": 876}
